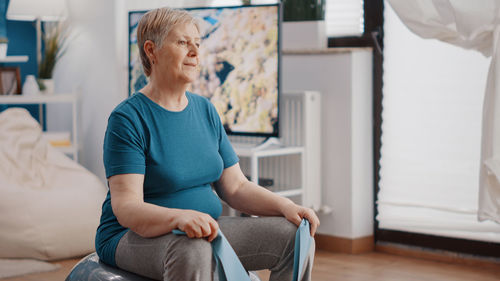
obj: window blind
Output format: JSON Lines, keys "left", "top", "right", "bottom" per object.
{"left": 379, "top": 3, "right": 500, "bottom": 243}
{"left": 325, "top": 0, "right": 364, "bottom": 37}
{"left": 211, "top": 1, "right": 364, "bottom": 38}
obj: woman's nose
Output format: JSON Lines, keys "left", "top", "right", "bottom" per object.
{"left": 188, "top": 43, "right": 199, "bottom": 56}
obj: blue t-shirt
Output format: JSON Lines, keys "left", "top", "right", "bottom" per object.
{"left": 95, "top": 92, "right": 239, "bottom": 267}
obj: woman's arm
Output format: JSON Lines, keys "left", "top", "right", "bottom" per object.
{"left": 214, "top": 163, "right": 320, "bottom": 236}
{"left": 109, "top": 174, "right": 219, "bottom": 241}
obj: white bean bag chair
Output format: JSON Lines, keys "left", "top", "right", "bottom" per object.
{"left": 0, "top": 108, "right": 107, "bottom": 260}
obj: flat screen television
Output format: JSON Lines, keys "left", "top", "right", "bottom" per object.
{"left": 128, "top": 4, "right": 281, "bottom": 137}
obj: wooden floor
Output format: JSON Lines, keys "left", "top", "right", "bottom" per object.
{"left": 2, "top": 250, "right": 500, "bottom": 281}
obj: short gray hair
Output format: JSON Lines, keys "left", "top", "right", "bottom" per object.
{"left": 137, "top": 7, "right": 199, "bottom": 76}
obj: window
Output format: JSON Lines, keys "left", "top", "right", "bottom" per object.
{"left": 211, "top": 0, "right": 365, "bottom": 38}
{"left": 377, "top": 2, "right": 500, "bottom": 257}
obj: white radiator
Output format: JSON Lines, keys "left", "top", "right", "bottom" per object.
{"left": 229, "top": 91, "right": 322, "bottom": 210}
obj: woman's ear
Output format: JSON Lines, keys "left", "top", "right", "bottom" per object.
{"left": 144, "top": 40, "right": 156, "bottom": 65}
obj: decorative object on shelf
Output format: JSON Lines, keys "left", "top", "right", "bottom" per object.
{"left": 21, "top": 75, "right": 40, "bottom": 96}
{"left": 37, "top": 21, "right": 70, "bottom": 95}
{"left": 0, "top": 37, "right": 8, "bottom": 59}
{"left": 38, "top": 77, "right": 54, "bottom": 95}
{"left": 0, "top": 67, "right": 21, "bottom": 95}
{"left": 282, "top": 0, "right": 326, "bottom": 49}
{"left": 42, "top": 131, "right": 71, "bottom": 147}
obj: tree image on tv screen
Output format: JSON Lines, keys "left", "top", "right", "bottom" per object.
{"left": 129, "top": 5, "right": 279, "bottom": 135}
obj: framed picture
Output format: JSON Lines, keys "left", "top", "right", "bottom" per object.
{"left": 0, "top": 67, "right": 21, "bottom": 95}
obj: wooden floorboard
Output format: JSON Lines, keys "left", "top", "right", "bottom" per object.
{"left": 2, "top": 250, "right": 500, "bottom": 281}
{"left": 308, "top": 250, "right": 500, "bottom": 281}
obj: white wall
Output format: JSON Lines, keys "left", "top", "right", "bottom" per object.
{"left": 49, "top": 0, "right": 125, "bottom": 182}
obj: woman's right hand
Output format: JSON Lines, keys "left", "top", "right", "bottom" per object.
{"left": 174, "top": 210, "right": 219, "bottom": 242}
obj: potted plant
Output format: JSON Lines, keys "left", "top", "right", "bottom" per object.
{"left": 0, "top": 37, "right": 8, "bottom": 59}
{"left": 281, "top": 0, "right": 326, "bottom": 49}
{"left": 38, "top": 22, "right": 69, "bottom": 95}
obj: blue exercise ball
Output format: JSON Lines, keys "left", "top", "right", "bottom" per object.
{"left": 65, "top": 253, "right": 154, "bottom": 281}
{"left": 66, "top": 252, "right": 262, "bottom": 281}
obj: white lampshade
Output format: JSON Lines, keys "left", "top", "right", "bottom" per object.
{"left": 7, "top": 0, "right": 68, "bottom": 21}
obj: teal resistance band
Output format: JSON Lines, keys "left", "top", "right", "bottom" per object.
{"left": 173, "top": 219, "right": 312, "bottom": 281}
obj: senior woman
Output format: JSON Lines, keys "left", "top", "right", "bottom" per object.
{"left": 95, "top": 7, "right": 319, "bottom": 281}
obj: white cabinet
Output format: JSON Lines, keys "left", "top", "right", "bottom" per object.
{"left": 282, "top": 48, "right": 373, "bottom": 239}
{"left": 0, "top": 94, "right": 79, "bottom": 161}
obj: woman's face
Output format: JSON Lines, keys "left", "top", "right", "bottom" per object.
{"left": 154, "top": 22, "right": 200, "bottom": 84}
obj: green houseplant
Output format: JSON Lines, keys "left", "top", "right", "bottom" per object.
{"left": 38, "top": 22, "right": 69, "bottom": 93}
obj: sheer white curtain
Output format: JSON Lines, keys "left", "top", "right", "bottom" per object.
{"left": 378, "top": 1, "right": 500, "bottom": 242}
{"left": 386, "top": 0, "right": 500, "bottom": 225}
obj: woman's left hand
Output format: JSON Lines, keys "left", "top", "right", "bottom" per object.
{"left": 280, "top": 202, "right": 320, "bottom": 236}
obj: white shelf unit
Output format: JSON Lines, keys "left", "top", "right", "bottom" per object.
{"left": 233, "top": 145, "right": 306, "bottom": 199}
{"left": 0, "top": 56, "right": 29, "bottom": 63}
{"left": 228, "top": 91, "right": 322, "bottom": 214}
{"left": 0, "top": 94, "right": 79, "bottom": 161}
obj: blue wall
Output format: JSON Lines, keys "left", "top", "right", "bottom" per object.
{"left": 5, "top": 20, "right": 37, "bottom": 84}
{"left": 0, "top": 0, "right": 7, "bottom": 38}
{"left": 1, "top": 0, "right": 45, "bottom": 128}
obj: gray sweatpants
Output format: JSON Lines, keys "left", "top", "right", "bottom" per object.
{"left": 115, "top": 216, "right": 315, "bottom": 281}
